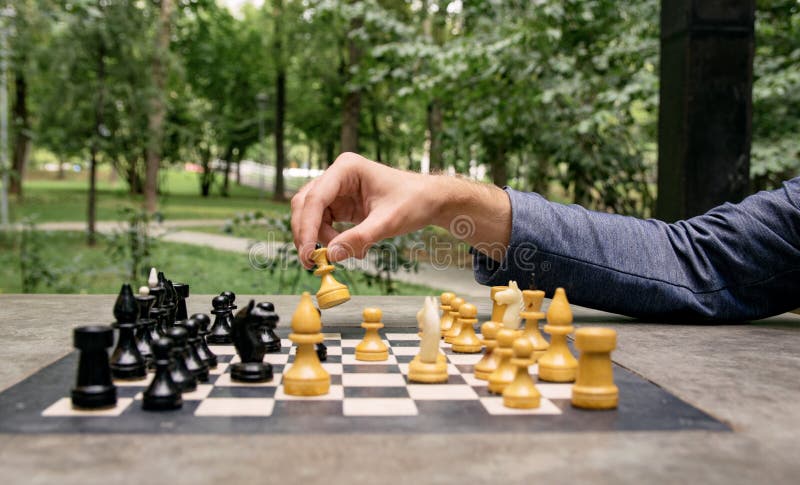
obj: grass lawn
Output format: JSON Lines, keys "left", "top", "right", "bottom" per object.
{"left": 0, "top": 231, "right": 440, "bottom": 296}
{"left": 9, "top": 169, "right": 291, "bottom": 223}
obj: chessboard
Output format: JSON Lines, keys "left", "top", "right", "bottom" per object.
{"left": 0, "top": 326, "right": 728, "bottom": 434}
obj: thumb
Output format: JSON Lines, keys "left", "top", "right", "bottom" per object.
{"left": 327, "top": 213, "right": 391, "bottom": 262}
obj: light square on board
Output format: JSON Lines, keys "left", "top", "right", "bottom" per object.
{"left": 407, "top": 384, "right": 479, "bottom": 400}
{"left": 385, "top": 333, "right": 420, "bottom": 341}
{"left": 342, "top": 373, "right": 406, "bottom": 387}
{"left": 536, "top": 383, "right": 573, "bottom": 400}
{"left": 194, "top": 398, "right": 275, "bottom": 417}
{"left": 274, "top": 385, "right": 344, "bottom": 401}
{"left": 445, "top": 353, "right": 484, "bottom": 366}
{"left": 341, "top": 355, "right": 398, "bottom": 365}
{"left": 479, "top": 397, "right": 562, "bottom": 415}
{"left": 343, "top": 398, "right": 418, "bottom": 416}
{"left": 42, "top": 397, "right": 134, "bottom": 417}
{"left": 208, "top": 345, "right": 237, "bottom": 356}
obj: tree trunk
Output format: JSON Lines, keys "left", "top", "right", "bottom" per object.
{"left": 221, "top": 144, "right": 233, "bottom": 197}
{"left": 272, "top": 0, "right": 287, "bottom": 201}
{"left": 88, "top": 41, "right": 106, "bottom": 247}
{"left": 10, "top": 71, "right": 30, "bottom": 199}
{"left": 426, "top": 100, "right": 443, "bottom": 171}
{"left": 489, "top": 142, "right": 508, "bottom": 187}
{"left": 370, "top": 100, "right": 382, "bottom": 162}
{"left": 57, "top": 157, "right": 65, "bottom": 180}
{"left": 340, "top": 13, "right": 362, "bottom": 153}
{"left": 144, "top": 0, "right": 173, "bottom": 214}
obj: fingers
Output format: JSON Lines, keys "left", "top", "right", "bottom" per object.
{"left": 290, "top": 179, "right": 317, "bottom": 267}
{"left": 327, "top": 211, "right": 395, "bottom": 262}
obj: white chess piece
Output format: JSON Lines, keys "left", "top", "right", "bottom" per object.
{"left": 494, "top": 281, "right": 524, "bottom": 330}
{"left": 416, "top": 296, "right": 441, "bottom": 364}
{"left": 148, "top": 268, "right": 159, "bottom": 289}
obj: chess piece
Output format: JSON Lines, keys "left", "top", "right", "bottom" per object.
{"left": 487, "top": 328, "right": 517, "bottom": 394}
{"left": 494, "top": 281, "right": 524, "bottom": 330}
{"left": 537, "top": 288, "right": 578, "bottom": 383}
{"left": 206, "top": 295, "right": 233, "bottom": 344}
{"left": 255, "top": 302, "right": 281, "bottom": 353}
{"left": 134, "top": 290, "right": 157, "bottom": 366}
{"left": 571, "top": 327, "right": 619, "bottom": 410}
{"left": 283, "top": 292, "right": 329, "bottom": 396}
{"left": 176, "top": 319, "right": 210, "bottom": 382}
{"left": 489, "top": 285, "right": 509, "bottom": 324}
{"left": 71, "top": 326, "right": 117, "bottom": 409}
{"left": 409, "top": 297, "right": 448, "bottom": 383}
{"left": 221, "top": 291, "right": 238, "bottom": 312}
{"left": 355, "top": 307, "right": 389, "bottom": 361}
{"left": 190, "top": 313, "right": 217, "bottom": 368}
{"left": 311, "top": 247, "right": 351, "bottom": 309}
{"left": 110, "top": 284, "right": 147, "bottom": 380}
{"left": 474, "top": 321, "right": 501, "bottom": 380}
{"left": 521, "top": 290, "right": 548, "bottom": 360}
{"left": 438, "top": 292, "right": 456, "bottom": 337}
{"left": 148, "top": 267, "right": 159, "bottom": 288}
{"left": 503, "top": 338, "right": 541, "bottom": 409}
{"left": 230, "top": 300, "right": 275, "bottom": 383}
{"left": 142, "top": 338, "right": 183, "bottom": 411}
{"left": 451, "top": 303, "right": 482, "bottom": 353}
{"left": 147, "top": 283, "right": 167, "bottom": 337}
{"left": 173, "top": 282, "right": 190, "bottom": 321}
{"left": 165, "top": 327, "right": 198, "bottom": 393}
{"left": 158, "top": 274, "right": 178, "bottom": 327}
{"left": 316, "top": 342, "right": 328, "bottom": 361}
{"left": 443, "top": 296, "right": 465, "bottom": 343}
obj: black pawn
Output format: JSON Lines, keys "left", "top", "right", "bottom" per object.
{"left": 206, "top": 295, "right": 233, "bottom": 344}
{"left": 316, "top": 342, "right": 328, "bottom": 362}
{"left": 142, "top": 338, "right": 183, "bottom": 411}
{"left": 165, "top": 327, "right": 197, "bottom": 393}
{"left": 173, "top": 283, "right": 190, "bottom": 321}
{"left": 134, "top": 292, "right": 157, "bottom": 366}
{"left": 190, "top": 313, "right": 217, "bottom": 368}
{"left": 71, "top": 326, "right": 117, "bottom": 409}
{"left": 177, "top": 319, "right": 210, "bottom": 382}
{"left": 111, "top": 284, "right": 147, "bottom": 380}
{"left": 255, "top": 302, "right": 281, "bottom": 353}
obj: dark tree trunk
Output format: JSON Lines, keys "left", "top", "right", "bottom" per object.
{"left": 272, "top": 0, "right": 286, "bottom": 201}
{"left": 145, "top": 0, "right": 173, "bottom": 213}
{"left": 11, "top": 71, "right": 30, "bottom": 199}
{"left": 88, "top": 41, "right": 106, "bottom": 247}
{"left": 221, "top": 144, "right": 234, "bottom": 197}
{"left": 340, "top": 12, "right": 362, "bottom": 153}
{"left": 57, "top": 157, "right": 65, "bottom": 180}
{"left": 488, "top": 142, "right": 508, "bottom": 187}
{"left": 426, "top": 100, "right": 443, "bottom": 171}
{"left": 370, "top": 100, "right": 382, "bottom": 162}
{"left": 200, "top": 155, "right": 213, "bottom": 198}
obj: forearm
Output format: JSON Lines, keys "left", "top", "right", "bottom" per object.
{"left": 473, "top": 180, "right": 800, "bottom": 322}
{"left": 431, "top": 175, "right": 511, "bottom": 261}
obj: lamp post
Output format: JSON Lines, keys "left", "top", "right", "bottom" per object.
{"left": 256, "top": 92, "right": 268, "bottom": 198}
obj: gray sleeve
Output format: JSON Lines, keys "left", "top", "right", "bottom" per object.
{"left": 472, "top": 178, "right": 800, "bottom": 322}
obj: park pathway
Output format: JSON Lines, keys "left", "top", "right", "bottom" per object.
{"left": 16, "top": 219, "right": 485, "bottom": 297}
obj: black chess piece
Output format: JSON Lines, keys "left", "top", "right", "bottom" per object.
{"left": 206, "top": 295, "right": 233, "bottom": 344}
{"left": 134, "top": 292, "right": 157, "bottom": 366}
{"left": 230, "top": 300, "right": 274, "bottom": 383}
{"left": 165, "top": 327, "right": 197, "bottom": 393}
{"left": 220, "top": 291, "right": 237, "bottom": 337}
{"left": 173, "top": 283, "right": 190, "bottom": 321}
{"left": 255, "top": 302, "right": 281, "bottom": 353}
{"left": 189, "top": 313, "right": 217, "bottom": 368}
{"left": 162, "top": 279, "right": 179, "bottom": 327}
{"left": 148, "top": 284, "right": 167, "bottom": 337}
{"left": 176, "top": 319, "right": 210, "bottom": 382}
{"left": 142, "top": 338, "right": 183, "bottom": 411}
{"left": 71, "top": 325, "right": 117, "bottom": 409}
{"left": 316, "top": 342, "right": 328, "bottom": 362}
{"left": 110, "top": 284, "right": 147, "bottom": 380}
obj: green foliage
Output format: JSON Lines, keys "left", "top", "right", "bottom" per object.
{"left": 106, "top": 208, "right": 163, "bottom": 282}
{"left": 17, "top": 220, "right": 57, "bottom": 293}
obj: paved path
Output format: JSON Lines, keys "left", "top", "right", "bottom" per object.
{"left": 12, "top": 219, "right": 484, "bottom": 297}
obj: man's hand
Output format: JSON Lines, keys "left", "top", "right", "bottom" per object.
{"left": 291, "top": 152, "right": 512, "bottom": 268}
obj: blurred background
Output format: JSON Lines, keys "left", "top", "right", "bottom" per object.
{"left": 0, "top": 0, "right": 797, "bottom": 297}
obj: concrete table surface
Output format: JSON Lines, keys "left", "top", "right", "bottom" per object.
{"left": 0, "top": 294, "right": 799, "bottom": 485}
